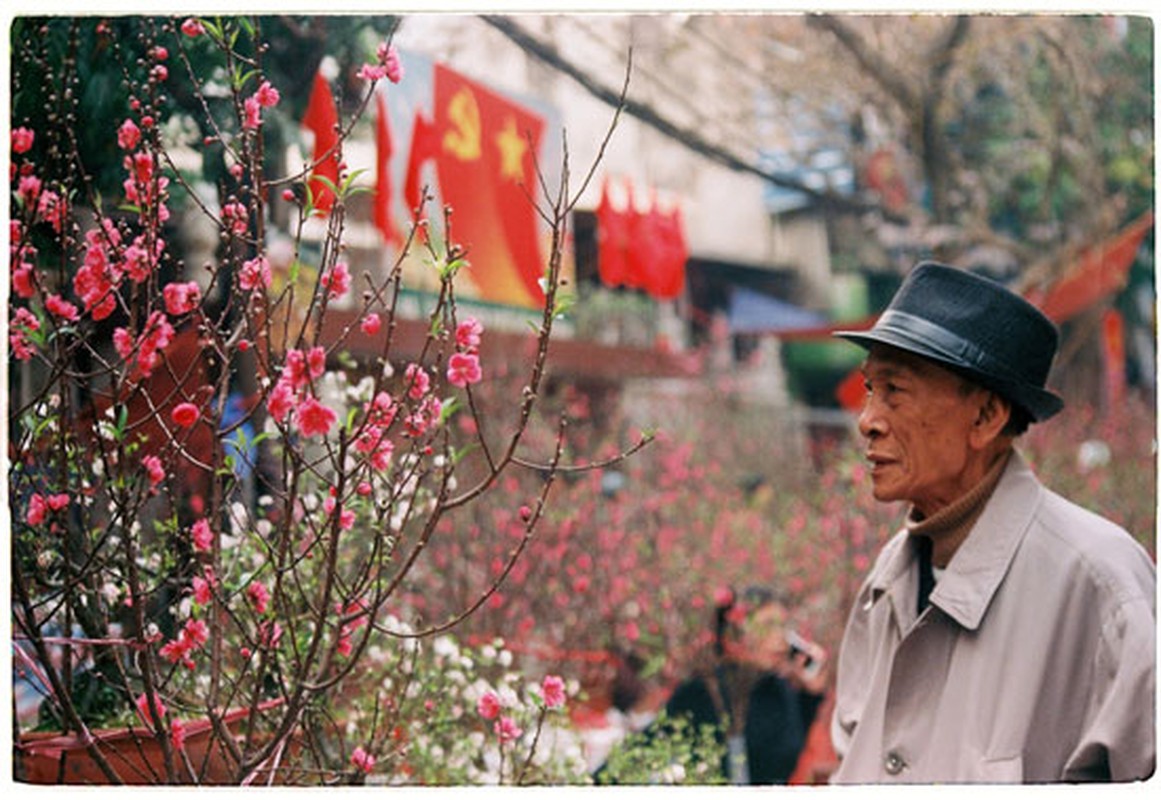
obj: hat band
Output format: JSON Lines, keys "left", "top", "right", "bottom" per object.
{"left": 876, "top": 310, "right": 1032, "bottom": 388}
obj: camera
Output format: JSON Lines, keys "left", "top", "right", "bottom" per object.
{"left": 786, "top": 629, "right": 822, "bottom": 678}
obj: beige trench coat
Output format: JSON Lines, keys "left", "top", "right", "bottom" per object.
{"left": 831, "top": 451, "right": 1155, "bottom": 783}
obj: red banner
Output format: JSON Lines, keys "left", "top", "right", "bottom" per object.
{"left": 373, "top": 92, "right": 402, "bottom": 247}
{"left": 1102, "top": 307, "right": 1126, "bottom": 407}
{"left": 596, "top": 176, "right": 687, "bottom": 300}
{"left": 302, "top": 72, "right": 340, "bottom": 214}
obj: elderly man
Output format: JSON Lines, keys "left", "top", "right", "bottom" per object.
{"left": 829, "top": 262, "right": 1155, "bottom": 783}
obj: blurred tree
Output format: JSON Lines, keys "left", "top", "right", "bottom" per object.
{"left": 801, "top": 14, "right": 1152, "bottom": 270}
{"left": 10, "top": 15, "right": 399, "bottom": 204}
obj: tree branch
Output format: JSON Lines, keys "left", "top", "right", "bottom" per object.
{"left": 481, "top": 14, "right": 901, "bottom": 222}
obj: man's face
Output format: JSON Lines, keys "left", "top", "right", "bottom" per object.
{"left": 857, "top": 345, "right": 986, "bottom": 515}
{"left": 738, "top": 603, "right": 789, "bottom": 668}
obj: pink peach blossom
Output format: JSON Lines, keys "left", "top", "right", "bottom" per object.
{"left": 477, "top": 690, "right": 502, "bottom": 720}
{"left": 12, "top": 127, "right": 34, "bottom": 154}
{"left": 143, "top": 455, "right": 165, "bottom": 486}
{"left": 163, "top": 281, "right": 201, "bottom": 316}
{"left": 191, "top": 518, "right": 213, "bottom": 553}
{"left": 171, "top": 402, "right": 199, "bottom": 428}
{"left": 494, "top": 716, "right": 523, "bottom": 742}
{"left": 455, "top": 317, "right": 483, "bottom": 352}
{"left": 180, "top": 18, "right": 205, "bottom": 37}
{"left": 247, "top": 581, "right": 270, "bottom": 614}
{"left": 45, "top": 294, "right": 79, "bottom": 322}
{"left": 266, "top": 380, "right": 295, "bottom": 423}
{"left": 541, "top": 674, "right": 566, "bottom": 709}
{"left": 26, "top": 494, "right": 49, "bottom": 526}
{"left": 254, "top": 80, "right": 280, "bottom": 108}
{"left": 351, "top": 746, "right": 375, "bottom": 773}
{"left": 192, "top": 574, "right": 212, "bottom": 605}
{"left": 378, "top": 42, "right": 404, "bottom": 83}
{"left": 446, "top": 352, "right": 482, "bottom": 388}
{"left": 117, "top": 119, "right": 141, "bottom": 151}
{"left": 295, "top": 395, "right": 336, "bottom": 438}
{"left": 321, "top": 261, "right": 351, "bottom": 300}
{"left": 360, "top": 312, "right": 381, "bottom": 335}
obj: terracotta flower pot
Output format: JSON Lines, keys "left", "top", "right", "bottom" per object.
{"left": 14, "top": 703, "right": 285, "bottom": 785}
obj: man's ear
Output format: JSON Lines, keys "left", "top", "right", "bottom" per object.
{"left": 970, "top": 391, "right": 1011, "bottom": 448}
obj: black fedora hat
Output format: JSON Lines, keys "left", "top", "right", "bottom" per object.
{"left": 834, "top": 262, "right": 1064, "bottom": 422}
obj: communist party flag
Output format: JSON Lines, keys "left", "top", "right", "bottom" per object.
{"left": 373, "top": 91, "right": 403, "bottom": 247}
{"left": 302, "top": 71, "right": 341, "bottom": 214}
{"left": 406, "top": 64, "right": 548, "bottom": 308}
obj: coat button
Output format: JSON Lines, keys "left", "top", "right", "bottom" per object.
{"left": 884, "top": 751, "right": 906, "bottom": 775}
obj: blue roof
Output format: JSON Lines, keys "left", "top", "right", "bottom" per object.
{"left": 728, "top": 286, "right": 826, "bottom": 335}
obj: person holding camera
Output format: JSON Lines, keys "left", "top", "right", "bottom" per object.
{"left": 643, "top": 586, "right": 829, "bottom": 785}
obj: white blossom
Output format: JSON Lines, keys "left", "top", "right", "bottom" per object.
{"left": 433, "top": 635, "right": 459, "bottom": 660}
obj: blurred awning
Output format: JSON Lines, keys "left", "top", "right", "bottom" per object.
{"left": 320, "top": 310, "right": 702, "bottom": 381}
{"left": 728, "top": 286, "right": 826, "bottom": 335}
{"left": 1023, "top": 211, "right": 1153, "bottom": 323}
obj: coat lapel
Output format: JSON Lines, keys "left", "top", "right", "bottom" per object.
{"left": 929, "top": 450, "right": 1042, "bottom": 631}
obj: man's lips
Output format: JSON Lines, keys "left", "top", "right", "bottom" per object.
{"left": 866, "top": 453, "right": 896, "bottom": 471}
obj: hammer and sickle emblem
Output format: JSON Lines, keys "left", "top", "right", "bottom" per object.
{"left": 443, "top": 87, "right": 481, "bottom": 161}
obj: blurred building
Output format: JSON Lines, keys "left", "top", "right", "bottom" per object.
{"left": 280, "top": 13, "right": 868, "bottom": 464}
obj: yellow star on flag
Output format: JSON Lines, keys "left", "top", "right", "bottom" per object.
{"left": 495, "top": 116, "right": 527, "bottom": 181}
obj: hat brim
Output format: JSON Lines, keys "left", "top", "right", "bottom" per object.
{"left": 835, "top": 325, "right": 1064, "bottom": 422}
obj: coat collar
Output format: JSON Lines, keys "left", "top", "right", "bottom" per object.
{"left": 867, "top": 450, "right": 1042, "bottom": 631}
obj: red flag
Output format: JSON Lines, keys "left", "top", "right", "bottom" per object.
{"left": 651, "top": 201, "right": 688, "bottom": 300}
{"left": 1102, "top": 307, "right": 1126, "bottom": 407}
{"left": 374, "top": 91, "right": 402, "bottom": 246}
{"left": 596, "top": 177, "right": 631, "bottom": 288}
{"left": 865, "top": 147, "right": 908, "bottom": 212}
{"left": 836, "top": 366, "right": 868, "bottom": 413}
{"left": 598, "top": 179, "right": 686, "bottom": 300}
{"left": 302, "top": 72, "right": 340, "bottom": 214}
{"left": 624, "top": 183, "right": 659, "bottom": 294}
{"left": 403, "top": 110, "right": 438, "bottom": 218}
{"left": 428, "top": 64, "right": 547, "bottom": 307}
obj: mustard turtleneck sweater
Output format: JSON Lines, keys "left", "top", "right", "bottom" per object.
{"left": 905, "top": 449, "right": 1012, "bottom": 609}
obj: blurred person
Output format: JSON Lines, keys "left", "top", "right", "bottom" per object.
{"left": 597, "top": 586, "right": 828, "bottom": 785}
{"left": 830, "top": 262, "right": 1155, "bottom": 782}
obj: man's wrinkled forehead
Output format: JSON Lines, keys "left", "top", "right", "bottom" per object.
{"left": 868, "top": 343, "right": 938, "bottom": 373}
{"left": 862, "top": 343, "right": 955, "bottom": 380}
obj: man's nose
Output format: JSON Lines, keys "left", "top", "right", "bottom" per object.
{"left": 857, "top": 396, "right": 885, "bottom": 440}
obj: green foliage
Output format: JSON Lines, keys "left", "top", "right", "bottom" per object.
{"left": 594, "top": 711, "right": 727, "bottom": 786}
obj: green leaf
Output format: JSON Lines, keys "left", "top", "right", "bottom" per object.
{"left": 339, "top": 168, "right": 369, "bottom": 195}
{"left": 201, "top": 19, "right": 223, "bottom": 41}
{"left": 553, "top": 291, "right": 577, "bottom": 320}
{"left": 237, "top": 68, "right": 259, "bottom": 91}
{"left": 114, "top": 405, "right": 129, "bottom": 442}
{"left": 451, "top": 442, "right": 479, "bottom": 465}
{"left": 439, "top": 258, "right": 468, "bottom": 281}
{"left": 336, "top": 350, "right": 358, "bottom": 371}
{"left": 438, "top": 397, "right": 461, "bottom": 424}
